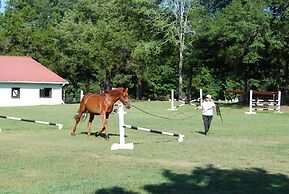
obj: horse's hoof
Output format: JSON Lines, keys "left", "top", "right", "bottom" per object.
{"left": 105, "top": 135, "right": 110, "bottom": 141}
{"left": 95, "top": 132, "right": 99, "bottom": 137}
{"left": 71, "top": 132, "right": 76, "bottom": 136}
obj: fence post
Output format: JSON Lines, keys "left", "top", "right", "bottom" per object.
{"left": 80, "top": 90, "right": 84, "bottom": 101}
{"left": 245, "top": 90, "right": 256, "bottom": 114}
{"left": 200, "top": 89, "right": 203, "bottom": 107}
{"left": 275, "top": 91, "right": 283, "bottom": 113}
{"left": 168, "top": 89, "right": 177, "bottom": 110}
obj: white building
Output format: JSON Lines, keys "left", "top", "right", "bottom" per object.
{"left": 0, "top": 56, "right": 68, "bottom": 107}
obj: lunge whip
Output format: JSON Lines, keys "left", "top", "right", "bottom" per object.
{"left": 215, "top": 103, "right": 223, "bottom": 122}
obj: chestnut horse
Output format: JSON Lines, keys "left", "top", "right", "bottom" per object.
{"left": 71, "top": 87, "right": 131, "bottom": 140}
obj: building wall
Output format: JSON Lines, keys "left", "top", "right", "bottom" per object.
{"left": 0, "top": 83, "right": 64, "bottom": 107}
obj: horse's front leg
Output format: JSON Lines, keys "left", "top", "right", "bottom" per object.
{"left": 87, "top": 113, "right": 95, "bottom": 139}
{"left": 95, "top": 126, "right": 105, "bottom": 137}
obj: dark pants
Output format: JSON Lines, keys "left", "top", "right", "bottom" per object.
{"left": 202, "top": 115, "right": 213, "bottom": 134}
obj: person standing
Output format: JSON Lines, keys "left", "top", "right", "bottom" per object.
{"left": 201, "top": 94, "right": 215, "bottom": 135}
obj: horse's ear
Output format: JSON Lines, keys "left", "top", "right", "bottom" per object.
{"left": 123, "top": 88, "right": 128, "bottom": 93}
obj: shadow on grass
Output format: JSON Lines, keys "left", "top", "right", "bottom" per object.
{"left": 196, "top": 131, "right": 215, "bottom": 136}
{"left": 196, "top": 131, "right": 206, "bottom": 135}
{"left": 80, "top": 132, "right": 126, "bottom": 138}
{"left": 95, "top": 186, "right": 138, "bottom": 194}
{"left": 144, "top": 165, "right": 289, "bottom": 193}
{"left": 94, "top": 165, "right": 289, "bottom": 194}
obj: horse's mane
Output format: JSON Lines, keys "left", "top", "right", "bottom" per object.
{"left": 103, "top": 87, "right": 125, "bottom": 95}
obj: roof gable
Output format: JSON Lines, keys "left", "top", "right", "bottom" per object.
{"left": 0, "top": 56, "right": 68, "bottom": 84}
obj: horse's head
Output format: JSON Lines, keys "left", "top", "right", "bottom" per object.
{"left": 120, "top": 88, "right": 131, "bottom": 109}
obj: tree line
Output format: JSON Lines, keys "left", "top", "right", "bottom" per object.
{"left": 1, "top": 0, "right": 289, "bottom": 103}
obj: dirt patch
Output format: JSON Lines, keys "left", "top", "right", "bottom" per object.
{"left": 281, "top": 106, "right": 289, "bottom": 112}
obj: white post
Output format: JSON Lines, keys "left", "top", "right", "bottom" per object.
{"left": 245, "top": 90, "right": 256, "bottom": 115}
{"left": 111, "top": 103, "right": 134, "bottom": 150}
{"left": 275, "top": 91, "right": 283, "bottom": 113}
{"left": 119, "top": 103, "right": 125, "bottom": 145}
{"left": 168, "top": 89, "right": 177, "bottom": 110}
{"left": 80, "top": 90, "right": 84, "bottom": 101}
{"left": 200, "top": 89, "right": 203, "bottom": 107}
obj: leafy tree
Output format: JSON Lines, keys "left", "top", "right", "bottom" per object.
{"left": 0, "top": 0, "right": 78, "bottom": 60}
{"left": 199, "top": 0, "right": 232, "bottom": 13}
{"left": 1, "top": 0, "right": 289, "bottom": 102}
{"left": 266, "top": 0, "right": 289, "bottom": 100}
{"left": 203, "top": 1, "right": 271, "bottom": 93}
{"left": 159, "top": 0, "right": 195, "bottom": 99}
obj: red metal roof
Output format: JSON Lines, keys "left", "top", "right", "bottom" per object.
{"left": 0, "top": 56, "right": 68, "bottom": 84}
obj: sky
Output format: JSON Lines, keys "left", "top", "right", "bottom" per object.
{"left": 0, "top": 0, "right": 6, "bottom": 13}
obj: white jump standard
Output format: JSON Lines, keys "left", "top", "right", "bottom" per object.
{"left": 168, "top": 89, "right": 203, "bottom": 110}
{"left": 0, "top": 115, "right": 63, "bottom": 129}
{"left": 111, "top": 103, "right": 184, "bottom": 151}
{"left": 111, "top": 103, "right": 134, "bottom": 150}
{"left": 168, "top": 89, "right": 182, "bottom": 110}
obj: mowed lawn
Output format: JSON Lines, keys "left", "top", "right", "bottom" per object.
{"left": 0, "top": 101, "right": 289, "bottom": 194}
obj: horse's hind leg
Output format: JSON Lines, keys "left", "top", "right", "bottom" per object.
{"left": 87, "top": 113, "right": 95, "bottom": 139}
{"left": 71, "top": 100, "right": 87, "bottom": 136}
{"left": 71, "top": 112, "right": 83, "bottom": 136}
{"left": 101, "top": 113, "right": 109, "bottom": 140}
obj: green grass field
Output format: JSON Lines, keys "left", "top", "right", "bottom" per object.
{"left": 0, "top": 101, "right": 289, "bottom": 194}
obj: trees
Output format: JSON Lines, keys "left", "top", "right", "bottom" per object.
{"left": 52, "top": 0, "right": 134, "bottom": 92}
{"left": 160, "top": 0, "right": 193, "bottom": 99}
{"left": 0, "top": 0, "right": 77, "bottom": 64}
{"left": 266, "top": 1, "right": 289, "bottom": 100}
{"left": 187, "top": 0, "right": 287, "bottom": 99}
{"left": 1, "top": 0, "right": 289, "bottom": 101}
{"left": 215, "top": 1, "right": 271, "bottom": 92}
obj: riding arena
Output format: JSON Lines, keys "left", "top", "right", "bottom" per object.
{"left": 1, "top": 87, "right": 289, "bottom": 193}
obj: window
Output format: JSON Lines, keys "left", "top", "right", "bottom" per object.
{"left": 40, "top": 88, "right": 52, "bottom": 98}
{"left": 11, "top": 88, "right": 20, "bottom": 98}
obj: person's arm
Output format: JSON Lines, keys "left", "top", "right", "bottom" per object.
{"left": 210, "top": 101, "right": 215, "bottom": 113}
{"left": 202, "top": 102, "right": 214, "bottom": 113}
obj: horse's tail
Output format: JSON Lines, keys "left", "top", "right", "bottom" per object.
{"left": 73, "top": 93, "right": 92, "bottom": 121}
{"left": 81, "top": 112, "right": 88, "bottom": 121}
{"left": 74, "top": 111, "right": 88, "bottom": 121}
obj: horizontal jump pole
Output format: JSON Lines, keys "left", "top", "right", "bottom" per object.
{"left": 253, "top": 91, "right": 278, "bottom": 95}
{"left": 254, "top": 108, "right": 278, "bottom": 111}
{"left": 124, "top": 124, "right": 184, "bottom": 142}
{"left": 252, "top": 103, "right": 277, "bottom": 107}
{"left": 175, "top": 103, "right": 186, "bottom": 108}
{"left": 0, "top": 115, "right": 63, "bottom": 129}
{"left": 252, "top": 99, "right": 276, "bottom": 102}
{"left": 224, "top": 90, "right": 245, "bottom": 95}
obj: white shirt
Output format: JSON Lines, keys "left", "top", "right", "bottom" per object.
{"left": 202, "top": 100, "right": 215, "bottom": 116}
